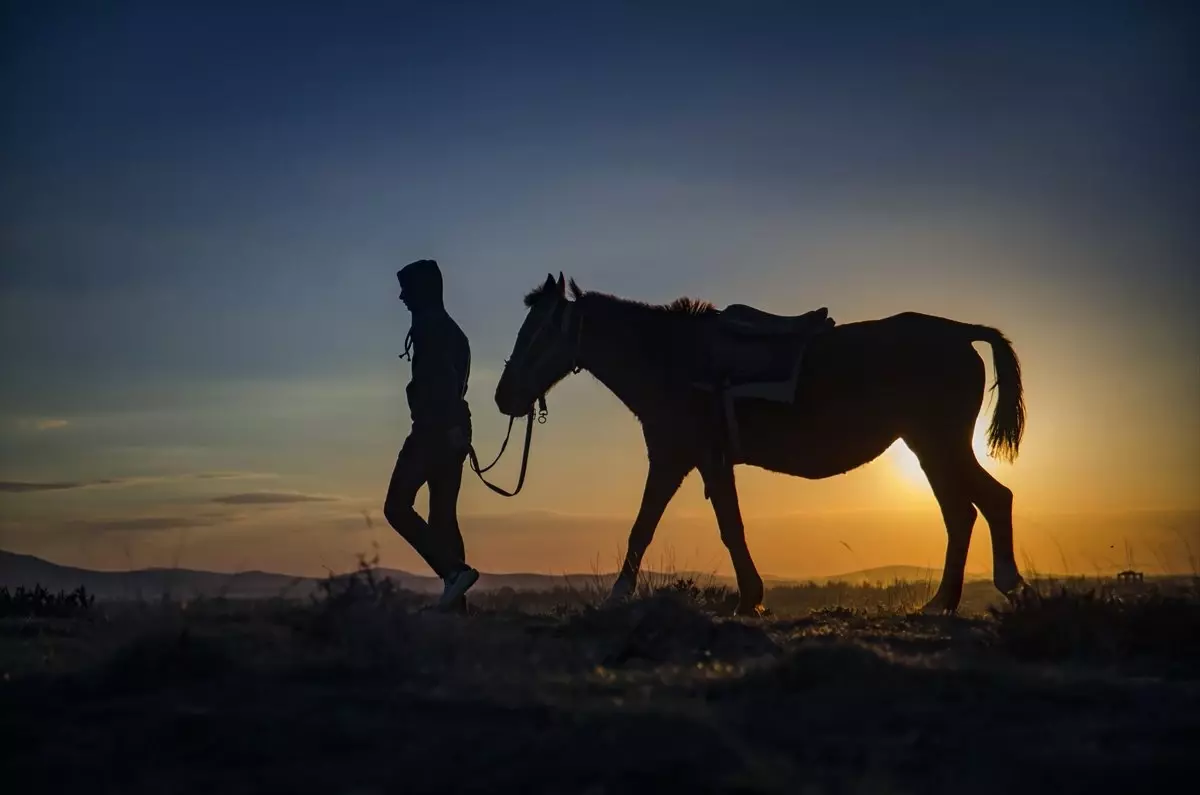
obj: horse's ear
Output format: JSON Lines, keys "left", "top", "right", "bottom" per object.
{"left": 556, "top": 272, "right": 566, "bottom": 296}
{"left": 543, "top": 273, "right": 556, "bottom": 293}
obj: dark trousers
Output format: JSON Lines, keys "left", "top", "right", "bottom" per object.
{"left": 382, "top": 428, "right": 469, "bottom": 578}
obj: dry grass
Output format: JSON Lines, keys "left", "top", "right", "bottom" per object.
{"left": 1, "top": 568, "right": 1196, "bottom": 794}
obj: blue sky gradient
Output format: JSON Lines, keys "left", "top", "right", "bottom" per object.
{"left": 2, "top": 1, "right": 1197, "bottom": 574}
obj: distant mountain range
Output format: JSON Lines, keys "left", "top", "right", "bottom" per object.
{"left": 0, "top": 549, "right": 985, "bottom": 601}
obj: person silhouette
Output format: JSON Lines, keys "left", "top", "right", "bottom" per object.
{"left": 383, "top": 259, "right": 479, "bottom": 610}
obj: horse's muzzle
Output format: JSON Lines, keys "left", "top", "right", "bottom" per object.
{"left": 494, "top": 392, "right": 532, "bottom": 419}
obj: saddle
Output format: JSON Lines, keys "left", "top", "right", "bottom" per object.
{"left": 718, "top": 304, "right": 834, "bottom": 337}
{"left": 704, "top": 304, "right": 834, "bottom": 403}
{"left": 693, "top": 303, "right": 835, "bottom": 471}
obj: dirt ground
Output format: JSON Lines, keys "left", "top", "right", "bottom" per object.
{"left": 2, "top": 579, "right": 1197, "bottom": 795}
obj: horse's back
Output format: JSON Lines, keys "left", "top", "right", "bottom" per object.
{"left": 801, "top": 311, "right": 983, "bottom": 396}
{"left": 813, "top": 311, "right": 974, "bottom": 351}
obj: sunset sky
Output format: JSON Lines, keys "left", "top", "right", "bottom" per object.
{"left": 2, "top": 2, "right": 1197, "bottom": 579}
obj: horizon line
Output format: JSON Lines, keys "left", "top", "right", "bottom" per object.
{"left": 6, "top": 547, "right": 1194, "bottom": 584}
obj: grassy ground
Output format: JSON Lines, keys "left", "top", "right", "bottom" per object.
{"left": 2, "top": 570, "right": 1197, "bottom": 794}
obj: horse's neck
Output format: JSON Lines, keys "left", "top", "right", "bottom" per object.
{"left": 580, "top": 303, "right": 677, "bottom": 419}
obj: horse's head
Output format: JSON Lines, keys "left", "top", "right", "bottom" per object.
{"left": 495, "top": 272, "right": 582, "bottom": 418}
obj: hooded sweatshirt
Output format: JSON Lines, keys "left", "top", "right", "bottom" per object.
{"left": 397, "top": 259, "right": 472, "bottom": 433}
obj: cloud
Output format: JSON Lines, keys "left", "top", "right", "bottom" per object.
{"left": 9, "top": 418, "right": 69, "bottom": 432}
{"left": 61, "top": 515, "right": 226, "bottom": 534}
{"left": 211, "top": 492, "right": 337, "bottom": 505}
{"left": 193, "top": 471, "right": 276, "bottom": 481}
{"left": 0, "top": 480, "right": 86, "bottom": 493}
{"left": 0, "top": 472, "right": 276, "bottom": 495}
{"left": 0, "top": 478, "right": 124, "bottom": 493}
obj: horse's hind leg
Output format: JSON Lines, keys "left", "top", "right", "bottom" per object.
{"left": 913, "top": 445, "right": 978, "bottom": 615}
{"left": 699, "top": 457, "right": 765, "bottom": 616}
{"left": 967, "top": 461, "right": 1027, "bottom": 599}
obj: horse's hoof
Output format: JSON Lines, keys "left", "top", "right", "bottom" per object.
{"left": 1002, "top": 579, "right": 1036, "bottom": 604}
{"left": 603, "top": 589, "right": 632, "bottom": 609}
{"left": 734, "top": 602, "right": 768, "bottom": 618}
{"left": 919, "top": 597, "right": 956, "bottom": 616}
{"left": 604, "top": 577, "right": 636, "bottom": 607}
{"left": 995, "top": 571, "right": 1028, "bottom": 598}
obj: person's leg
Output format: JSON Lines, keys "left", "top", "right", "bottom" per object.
{"left": 382, "top": 433, "right": 453, "bottom": 578}
{"left": 428, "top": 441, "right": 477, "bottom": 607}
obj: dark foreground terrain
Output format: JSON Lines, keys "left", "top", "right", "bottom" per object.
{"left": 2, "top": 571, "right": 1197, "bottom": 795}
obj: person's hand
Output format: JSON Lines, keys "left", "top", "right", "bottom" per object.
{"left": 447, "top": 426, "right": 467, "bottom": 452}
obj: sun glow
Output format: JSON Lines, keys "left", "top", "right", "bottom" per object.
{"left": 886, "top": 420, "right": 993, "bottom": 488}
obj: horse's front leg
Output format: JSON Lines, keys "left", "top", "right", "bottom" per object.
{"left": 699, "top": 457, "right": 766, "bottom": 616}
{"left": 606, "top": 452, "right": 692, "bottom": 605}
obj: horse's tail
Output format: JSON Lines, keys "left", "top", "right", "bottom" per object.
{"left": 967, "top": 325, "right": 1026, "bottom": 463}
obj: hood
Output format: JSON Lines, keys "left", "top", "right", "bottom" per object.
{"left": 397, "top": 259, "right": 445, "bottom": 310}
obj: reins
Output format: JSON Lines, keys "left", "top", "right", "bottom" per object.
{"left": 466, "top": 395, "right": 547, "bottom": 497}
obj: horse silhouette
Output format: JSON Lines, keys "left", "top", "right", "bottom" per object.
{"left": 495, "top": 273, "right": 1027, "bottom": 616}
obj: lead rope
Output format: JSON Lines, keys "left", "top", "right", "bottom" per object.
{"left": 467, "top": 394, "right": 547, "bottom": 497}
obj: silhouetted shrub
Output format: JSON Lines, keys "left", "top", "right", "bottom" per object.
{"left": 558, "top": 592, "right": 779, "bottom": 666}
{"left": 0, "top": 584, "right": 94, "bottom": 618}
{"left": 765, "top": 579, "right": 938, "bottom": 615}
{"left": 310, "top": 553, "right": 426, "bottom": 614}
{"left": 651, "top": 577, "right": 740, "bottom": 614}
{"left": 301, "top": 554, "right": 427, "bottom": 671}
{"left": 989, "top": 583, "right": 1200, "bottom": 669}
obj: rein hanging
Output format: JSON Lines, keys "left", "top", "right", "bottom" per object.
{"left": 467, "top": 394, "right": 548, "bottom": 497}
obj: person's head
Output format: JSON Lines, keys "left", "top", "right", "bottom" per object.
{"left": 397, "top": 259, "right": 444, "bottom": 311}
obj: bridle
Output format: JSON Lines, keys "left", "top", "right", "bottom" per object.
{"left": 467, "top": 299, "right": 583, "bottom": 497}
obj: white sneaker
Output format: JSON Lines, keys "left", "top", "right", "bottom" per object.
{"left": 439, "top": 567, "right": 479, "bottom": 609}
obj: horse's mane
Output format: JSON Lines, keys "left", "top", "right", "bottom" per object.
{"left": 523, "top": 278, "right": 717, "bottom": 317}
